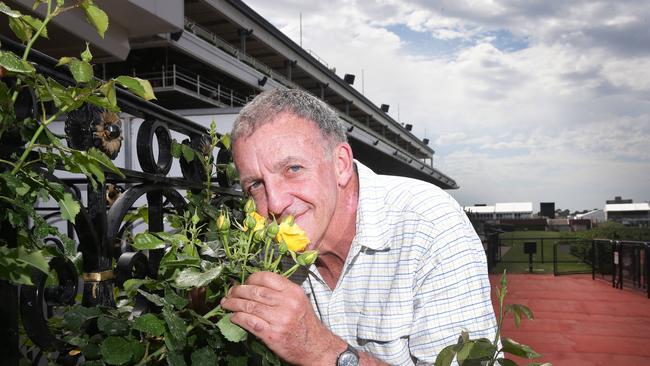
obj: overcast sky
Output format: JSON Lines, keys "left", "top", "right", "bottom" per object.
{"left": 243, "top": 0, "right": 650, "bottom": 211}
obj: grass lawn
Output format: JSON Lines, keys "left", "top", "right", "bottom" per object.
{"left": 492, "top": 231, "right": 592, "bottom": 274}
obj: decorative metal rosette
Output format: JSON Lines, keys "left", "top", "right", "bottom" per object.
{"left": 65, "top": 103, "right": 123, "bottom": 159}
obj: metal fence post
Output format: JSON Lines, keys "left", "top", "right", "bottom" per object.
{"left": 541, "top": 238, "right": 544, "bottom": 264}
{"left": 592, "top": 239, "right": 595, "bottom": 280}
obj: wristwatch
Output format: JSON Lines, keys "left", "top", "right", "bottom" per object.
{"left": 336, "top": 344, "right": 359, "bottom": 366}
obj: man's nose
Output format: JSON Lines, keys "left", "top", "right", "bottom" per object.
{"left": 265, "top": 178, "right": 291, "bottom": 218}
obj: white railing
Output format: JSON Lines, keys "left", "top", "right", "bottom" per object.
{"left": 135, "top": 64, "right": 253, "bottom": 107}
{"left": 184, "top": 18, "right": 300, "bottom": 89}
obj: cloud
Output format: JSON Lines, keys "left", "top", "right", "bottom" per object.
{"left": 242, "top": 0, "right": 650, "bottom": 210}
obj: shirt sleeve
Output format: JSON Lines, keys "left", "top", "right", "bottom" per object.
{"left": 408, "top": 201, "right": 498, "bottom": 365}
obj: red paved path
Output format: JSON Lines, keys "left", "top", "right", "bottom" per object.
{"left": 488, "top": 274, "right": 650, "bottom": 366}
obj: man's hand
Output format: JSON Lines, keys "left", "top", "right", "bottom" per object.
{"left": 220, "top": 271, "right": 346, "bottom": 365}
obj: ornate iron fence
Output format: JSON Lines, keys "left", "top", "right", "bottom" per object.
{"left": 0, "top": 36, "right": 239, "bottom": 364}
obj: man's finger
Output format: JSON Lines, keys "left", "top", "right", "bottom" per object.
{"left": 229, "top": 310, "right": 270, "bottom": 336}
{"left": 226, "top": 284, "right": 280, "bottom": 306}
{"left": 245, "top": 271, "right": 293, "bottom": 291}
{"left": 220, "top": 296, "right": 276, "bottom": 322}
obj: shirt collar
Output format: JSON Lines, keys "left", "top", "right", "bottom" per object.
{"left": 351, "top": 160, "right": 391, "bottom": 251}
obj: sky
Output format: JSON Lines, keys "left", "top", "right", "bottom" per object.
{"left": 243, "top": 0, "right": 650, "bottom": 211}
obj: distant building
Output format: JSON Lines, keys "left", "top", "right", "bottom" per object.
{"left": 465, "top": 202, "right": 534, "bottom": 221}
{"left": 605, "top": 203, "right": 650, "bottom": 227}
{"left": 573, "top": 209, "right": 606, "bottom": 224}
{"left": 606, "top": 196, "right": 633, "bottom": 204}
{"left": 540, "top": 202, "right": 555, "bottom": 218}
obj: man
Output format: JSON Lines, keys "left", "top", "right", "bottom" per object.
{"left": 220, "top": 88, "right": 497, "bottom": 365}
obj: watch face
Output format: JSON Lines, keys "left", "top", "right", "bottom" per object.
{"left": 338, "top": 351, "right": 359, "bottom": 366}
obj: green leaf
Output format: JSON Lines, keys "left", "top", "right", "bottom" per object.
{"left": 0, "top": 3, "right": 22, "bottom": 17}
{"left": 56, "top": 56, "right": 74, "bottom": 67}
{"left": 174, "top": 265, "right": 223, "bottom": 289}
{"left": 63, "top": 305, "right": 102, "bottom": 330}
{"left": 81, "top": 342, "right": 102, "bottom": 360}
{"left": 502, "top": 337, "right": 541, "bottom": 359}
{"left": 58, "top": 192, "right": 80, "bottom": 224}
{"left": 100, "top": 336, "right": 132, "bottom": 365}
{"left": 434, "top": 344, "right": 460, "bottom": 366}
{"left": 81, "top": 42, "right": 92, "bottom": 62}
{"left": 217, "top": 313, "right": 247, "bottom": 342}
{"left": 496, "top": 359, "right": 519, "bottom": 366}
{"left": 0, "top": 50, "right": 35, "bottom": 74}
{"left": 123, "top": 278, "right": 155, "bottom": 296}
{"left": 133, "top": 313, "right": 165, "bottom": 337}
{"left": 0, "top": 247, "right": 49, "bottom": 285}
{"left": 82, "top": 3, "right": 109, "bottom": 38}
{"left": 115, "top": 76, "right": 156, "bottom": 100}
{"left": 137, "top": 289, "right": 166, "bottom": 307}
{"left": 465, "top": 339, "right": 497, "bottom": 361}
{"left": 8, "top": 17, "right": 31, "bottom": 43}
{"left": 171, "top": 140, "right": 182, "bottom": 159}
{"left": 99, "top": 80, "right": 117, "bottom": 106}
{"left": 18, "top": 247, "right": 49, "bottom": 274}
{"left": 226, "top": 356, "right": 248, "bottom": 366}
{"left": 191, "top": 347, "right": 217, "bottom": 366}
{"left": 163, "top": 307, "right": 187, "bottom": 346}
{"left": 22, "top": 15, "right": 48, "bottom": 38}
{"left": 87, "top": 148, "right": 124, "bottom": 177}
{"left": 127, "top": 341, "right": 145, "bottom": 363}
{"left": 165, "top": 287, "right": 189, "bottom": 310}
{"left": 132, "top": 232, "right": 166, "bottom": 250}
{"left": 123, "top": 205, "right": 148, "bottom": 223}
{"left": 167, "top": 352, "right": 188, "bottom": 366}
{"left": 220, "top": 134, "right": 231, "bottom": 150}
{"left": 506, "top": 303, "right": 534, "bottom": 328}
{"left": 180, "top": 144, "right": 195, "bottom": 162}
{"left": 97, "top": 315, "right": 129, "bottom": 336}
{"left": 68, "top": 59, "right": 93, "bottom": 83}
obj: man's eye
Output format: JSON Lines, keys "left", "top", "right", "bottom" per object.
{"left": 288, "top": 165, "right": 302, "bottom": 173}
{"left": 248, "top": 181, "right": 262, "bottom": 191}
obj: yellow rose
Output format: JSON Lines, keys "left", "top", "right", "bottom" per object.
{"left": 244, "top": 211, "right": 266, "bottom": 232}
{"left": 276, "top": 218, "right": 310, "bottom": 252}
{"left": 216, "top": 212, "right": 230, "bottom": 232}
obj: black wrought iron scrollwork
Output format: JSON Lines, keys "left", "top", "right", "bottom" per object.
{"left": 19, "top": 256, "right": 78, "bottom": 351}
{"left": 136, "top": 119, "right": 172, "bottom": 175}
{"left": 180, "top": 134, "right": 211, "bottom": 183}
{"left": 65, "top": 103, "right": 123, "bottom": 159}
{"left": 216, "top": 140, "right": 233, "bottom": 188}
{"left": 105, "top": 184, "right": 186, "bottom": 269}
{"left": 115, "top": 251, "right": 150, "bottom": 315}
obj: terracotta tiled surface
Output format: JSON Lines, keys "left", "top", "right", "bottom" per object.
{"left": 488, "top": 274, "right": 650, "bottom": 366}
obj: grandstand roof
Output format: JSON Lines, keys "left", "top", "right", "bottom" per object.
{"left": 495, "top": 202, "right": 533, "bottom": 213}
{"left": 605, "top": 203, "right": 650, "bottom": 212}
{"left": 464, "top": 202, "right": 533, "bottom": 213}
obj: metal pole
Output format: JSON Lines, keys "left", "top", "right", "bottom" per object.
{"left": 173, "top": 64, "right": 176, "bottom": 87}
{"left": 541, "top": 238, "right": 544, "bottom": 264}
{"left": 592, "top": 239, "right": 595, "bottom": 280}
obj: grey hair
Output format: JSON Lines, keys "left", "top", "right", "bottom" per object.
{"left": 231, "top": 88, "right": 347, "bottom": 152}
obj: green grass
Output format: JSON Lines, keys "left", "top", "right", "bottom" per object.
{"left": 491, "top": 231, "right": 592, "bottom": 274}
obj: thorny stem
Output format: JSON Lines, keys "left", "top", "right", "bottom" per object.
{"left": 282, "top": 263, "right": 300, "bottom": 278}
{"left": 11, "top": 106, "right": 68, "bottom": 175}
{"left": 240, "top": 229, "right": 254, "bottom": 283}
{"left": 11, "top": 0, "right": 55, "bottom": 104}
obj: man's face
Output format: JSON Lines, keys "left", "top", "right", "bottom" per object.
{"left": 233, "top": 113, "right": 341, "bottom": 249}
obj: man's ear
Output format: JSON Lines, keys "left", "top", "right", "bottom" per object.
{"left": 334, "top": 142, "right": 354, "bottom": 187}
